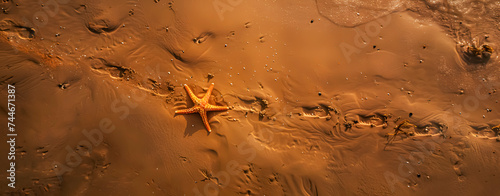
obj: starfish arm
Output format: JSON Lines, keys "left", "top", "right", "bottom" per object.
{"left": 184, "top": 84, "right": 200, "bottom": 104}
{"left": 201, "top": 83, "right": 215, "bottom": 102}
{"left": 206, "top": 105, "right": 229, "bottom": 112}
{"left": 175, "top": 107, "right": 197, "bottom": 114}
{"left": 199, "top": 111, "right": 212, "bottom": 132}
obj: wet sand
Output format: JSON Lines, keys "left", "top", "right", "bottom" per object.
{"left": 1, "top": 0, "right": 500, "bottom": 195}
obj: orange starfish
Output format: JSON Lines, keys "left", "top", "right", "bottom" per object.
{"left": 175, "top": 83, "right": 229, "bottom": 133}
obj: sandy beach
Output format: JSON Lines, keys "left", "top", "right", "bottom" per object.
{"left": 1, "top": 0, "right": 499, "bottom": 195}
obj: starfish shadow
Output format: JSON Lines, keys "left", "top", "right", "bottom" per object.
{"left": 175, "top": 112, "right": 226, "bottom": 137}
{"left": 174, "top": 113, "right": 212, "bottom": 137}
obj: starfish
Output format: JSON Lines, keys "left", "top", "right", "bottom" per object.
{"left": 175, "top": 83, "right": 229, "bottom": 133}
